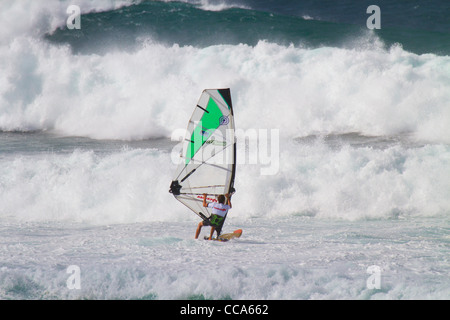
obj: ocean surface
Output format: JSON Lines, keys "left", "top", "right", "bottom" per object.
{"left": 1, "top": 0, "right": 449, "bottom": 300}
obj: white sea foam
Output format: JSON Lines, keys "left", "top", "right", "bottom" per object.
{"left": 0, "top": 217, "right": 448, "bottom": 299}
{"left": 1, "top": 31, "right": 449, "bottom": 142}
{"left": 159, "top": 0, "right": 250, "bottom": 12}
{"left": 0, "top": 148, "right": 177, "bottom": 224}
{"left": 0, "top": 137, "right": 448, "bottom": 224}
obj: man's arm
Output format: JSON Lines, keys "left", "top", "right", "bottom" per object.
{"left": 202, "top": 193, "right": 208, "bottom": 207}
{"left": 225, "top": 193, "right": 232, "bottom": 208}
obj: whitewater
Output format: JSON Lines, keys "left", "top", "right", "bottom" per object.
{"left": 0, "top": 0, "right": 449, "bottom": 300}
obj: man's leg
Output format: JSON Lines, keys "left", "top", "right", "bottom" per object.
{"left": 195, "top": 221, "right": 204, "bottom": 239}
{"left": 208, "top": 227, "right": 216, "bottom": 240}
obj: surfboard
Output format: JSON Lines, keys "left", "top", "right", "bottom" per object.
{"left": 204, "top": 229, "right": 242, "bottom": 242}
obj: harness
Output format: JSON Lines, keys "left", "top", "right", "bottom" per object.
{"left": 209, "top": 214, "right": 225, "bottom": 227}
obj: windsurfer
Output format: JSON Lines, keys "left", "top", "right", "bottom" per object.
{"left": 195, "top": 193, "right": 232, "bottom": 240}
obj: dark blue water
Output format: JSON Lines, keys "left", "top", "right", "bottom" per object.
{"left": 46, "top": 0, "right": 450, "bottom": 55}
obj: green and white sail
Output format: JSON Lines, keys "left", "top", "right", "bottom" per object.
{"left": 169, "top": 89, "right": 236, "bottom": 227}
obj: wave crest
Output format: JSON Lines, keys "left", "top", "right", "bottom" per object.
{"left": 1, "top": 36, "right": 450, "bottom": 143}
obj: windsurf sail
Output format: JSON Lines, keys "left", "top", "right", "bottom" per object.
{"left": 169, "top": 89, "right": 236, "bottom": 235}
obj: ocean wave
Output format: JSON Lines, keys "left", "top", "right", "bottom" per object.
{"left": 0, "top": 140, "right": 449, "bottom": 223}
{"left": 1, "top": 1, "right": 450, "bottom": 143}
{"left": 1, "top": 35, "right": 449, "bottom": 143}
{"left": 45, "top": 0, "right": 361, "bottom": 53}
{"left": 3, "top": 1, "right": 449, "bottom": 54}
{"left": 0, "top": 0, "right": 142, "bottom": 46}
{"left": 0, "top": 148, "right": 174, "bottom": 224}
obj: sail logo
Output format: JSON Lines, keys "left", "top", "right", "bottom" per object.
{"left": 197, "top": 195, "right": 218, "bottom": 203}
{"left": 205, "top": 136, "right": 226, "bottom": 146}
{"left": 219, "top": 115, "right": 229, "bottom": 126}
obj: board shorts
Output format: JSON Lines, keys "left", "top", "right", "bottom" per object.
{"left": 203, "top": 214, "right": 225, "bottom": 228}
